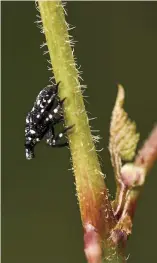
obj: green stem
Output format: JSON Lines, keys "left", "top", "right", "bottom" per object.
{"left": 38, "top": 1, "right": 123, "bottom": 262}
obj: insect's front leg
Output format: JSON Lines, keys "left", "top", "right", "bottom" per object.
{"left": 46, "top": 125, "right": 74, "bottom": 148}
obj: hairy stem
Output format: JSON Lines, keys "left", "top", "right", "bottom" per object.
{"left": 37, "top": 1, "right": 124, "bottom": 262}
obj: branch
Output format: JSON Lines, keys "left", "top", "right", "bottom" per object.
{"left": 37, "top": 1, "right": 124, "bottom": 262}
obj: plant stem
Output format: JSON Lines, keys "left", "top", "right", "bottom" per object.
{"left": 38, "top": 1, "right": 124, "bottom": 262}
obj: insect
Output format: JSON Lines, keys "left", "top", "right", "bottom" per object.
{"left": 25, "top": 82, "right": 73, "bottom": 160}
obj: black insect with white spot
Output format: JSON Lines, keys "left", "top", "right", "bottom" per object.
{"left": 25, "top": 82, "right": 73, "bottom": 160}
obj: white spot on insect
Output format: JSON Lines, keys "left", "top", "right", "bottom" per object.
{"left": 48, "top": 99, "right": 52, "bottom": 104}
{"left": 37, "top": 100, "right": 40, "bottom": 105}
{"left": 46, "top": 118, "right": 49, "bottom": 121}
{"left": 26, "top": 118, "right": 29, "bottom": 124}
{"left": 36, "top": 138, "right": 40, "bottom": 142}
{"left": 43, "top": 99, "right": 46, "bottom": 102}
{"left": 30, "top": 129, "right": 35, "bottom": 134}
{"left": 53, "top": 108, "right": 58, "bottom": 113}
{"left": 59, "top": 133, "right": 63, "bottom": 138}
{"left": 40, "top": 104, "right": 44, "bottom": 108}
{"left": 52, "top": 139, "right": 56, "bottom": 144}
{"left": 49, "top": 114, "right": 52, "bottom": 119}
{"left": 28, "top": 137, "right": 32, "bottom": 141}
{"left": 41, "top": 109, "right": 44, "bottom": 113}
{"left": 37, "top": 114, "right": 40, "bottom": 118}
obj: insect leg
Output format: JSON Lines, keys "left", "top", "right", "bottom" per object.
{"left": 47, "top": 125, "right": 75, "bottom": 148}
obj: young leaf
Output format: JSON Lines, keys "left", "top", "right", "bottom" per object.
{"left": 109, "top": 85, "right": 140, "bottom": 172}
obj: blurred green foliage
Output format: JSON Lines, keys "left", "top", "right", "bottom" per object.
{"left": 2, "top": 2, "right": 157, "bottom": 263}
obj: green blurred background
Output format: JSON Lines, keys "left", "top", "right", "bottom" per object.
{"left": 2, "top": 1, "right": 157, "bottom": 263}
